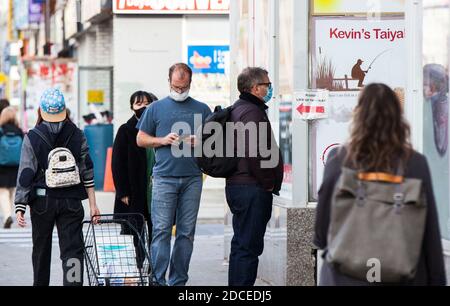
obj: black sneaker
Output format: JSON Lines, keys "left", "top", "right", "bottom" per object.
{"left": 3, "top": 217, "right": 13, "bottom": 229}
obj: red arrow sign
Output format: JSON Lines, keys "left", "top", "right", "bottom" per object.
{"left": 297, "top": 104, "right": 325, "bottom": 115}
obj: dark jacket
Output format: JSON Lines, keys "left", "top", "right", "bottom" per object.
{"left": 314, "top": 148, "right": 447, "bottom": 286}
{"left": 15, "top": 120, "right": 95, "bottom": 215}
{"left": 27, "top": 121, "right": 89, "bottom": 200}
{"left": 226, "top": 93, "right": 284, "bottom": 195}
{"left": 0, "top": 124, "right": 23, "bottom": 188}
{"left": 112, "top": 116, "right": 150, "bottom": 220}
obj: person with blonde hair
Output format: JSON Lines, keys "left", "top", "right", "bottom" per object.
{"left": 0, "top": 99, "right": 10, "bottom": 115}
{"left": 0, "top": 106, "right": 23, "bottom": 229}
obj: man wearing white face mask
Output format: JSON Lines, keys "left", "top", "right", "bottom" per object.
{"left": 136, "top": 63, "right": 212, "bottom": 286}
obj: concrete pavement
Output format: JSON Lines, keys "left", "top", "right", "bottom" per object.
{"left": 0, "top": 224, "right": 268, "bottom": 286}
{"left": 0, "top": 187, "right": 269, "bottom": 286}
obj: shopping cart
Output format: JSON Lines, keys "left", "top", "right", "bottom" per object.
{"left": 83, "top": 214, "right": 153, "bottom": 286}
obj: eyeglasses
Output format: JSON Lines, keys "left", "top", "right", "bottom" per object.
{"left": 171, "top": 85, "right": 191, "bottom": 93}
{"left": 257, "top": 82, "right": 272, "bottom": 87}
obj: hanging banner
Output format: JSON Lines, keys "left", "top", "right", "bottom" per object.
{"left": 14, "top": 0, "right": 29, "bottom": 30}
{"left": 312, "top": 0, "right": 405, "bottom": 15}
{"left": 113, "top": 0, "right": 230, "bottom": 14}
{"left": 29, "top": 0, "right": 43, "bottom": 24}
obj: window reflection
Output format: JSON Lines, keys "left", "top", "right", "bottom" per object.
{"left": 422, "top": 1, "right": 450, "bottom": 240}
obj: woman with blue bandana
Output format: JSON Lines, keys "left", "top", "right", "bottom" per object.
{"left": 14, "top": 88, "right": 100, "bottom": 286}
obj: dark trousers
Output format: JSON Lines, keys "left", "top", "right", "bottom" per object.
{"left": 225, "top": 184, "right": 273, "bottom": 286}
{"left": 30, "top": 196, "right": 85, "bottom": 286}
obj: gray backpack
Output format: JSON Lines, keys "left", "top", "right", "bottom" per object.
{"left": 326, "top": 166, "right": 427, "bottom": 283}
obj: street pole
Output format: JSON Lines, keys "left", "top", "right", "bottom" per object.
{"left": 45, "top": 0, "right": 50, "bottom": 54}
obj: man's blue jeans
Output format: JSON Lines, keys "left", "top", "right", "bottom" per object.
{"left": 151, "top": 175, "right": 203, "bottom": 286}
{"left": 226, "top": 184, "right": 273, "bottom": 286}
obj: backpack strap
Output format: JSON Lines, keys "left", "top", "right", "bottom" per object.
{"left": 393, "top": 163, "right": 405, "bottom": 214}
{"left": 63, "top": 128, "right": 77, "bottom": 148}
{"left": 32, "top": 122, "right": 77, "bottom": 150}
{"left": 30, "top": 128, "right": 54, "bottom": 150}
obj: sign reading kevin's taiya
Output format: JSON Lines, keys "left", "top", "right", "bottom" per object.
{"left": 113, "top": 0, "right": 230, "bottom": 14}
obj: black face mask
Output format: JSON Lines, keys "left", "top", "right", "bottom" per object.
{"left": 134, "top": 107, "right": 146, "bottom": 119}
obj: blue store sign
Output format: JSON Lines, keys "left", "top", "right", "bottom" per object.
{"left": 187, "top": 45, "right": 229, "bottom": 74}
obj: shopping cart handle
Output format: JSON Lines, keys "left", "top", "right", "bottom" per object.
{"left": 96, "top": 219, "right": 126, "bottom": 225}
{"left": 91, "top": 216, "right": 130, "bottom": 226}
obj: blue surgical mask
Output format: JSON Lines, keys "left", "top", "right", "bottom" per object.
{"left": 263, "top": 85, "right": 273, "bottom": 103}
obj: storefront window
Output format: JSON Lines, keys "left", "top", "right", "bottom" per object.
{"left": 422, "top": 0, "right": 450, "bottom": 240}
{"left": 253, "top": 0, "right": 270, "bottom": 68}
{"left": 278, "top": 0, "right": 294, "bottom": 199}
{"left": 236, "top": 0, "right": 250, "bottom": 73}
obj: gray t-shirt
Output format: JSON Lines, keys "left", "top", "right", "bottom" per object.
{"left": 137, "top": 96, "right": 212, "bottom": 177}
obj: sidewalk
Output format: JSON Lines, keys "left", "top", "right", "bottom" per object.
{"left": 0, "top": 224, "right": 267, "bottom": 286}
{"left": 0, "top": 188, "right": 270, "bottom": 286}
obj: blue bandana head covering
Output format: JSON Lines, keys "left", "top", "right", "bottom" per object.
{"left": 40, "top": 88, "right": 66, "bottom": 116}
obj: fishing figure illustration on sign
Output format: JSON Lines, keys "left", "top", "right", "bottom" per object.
{"left": 351, "top": 49, "right": 393, "bottom": 88}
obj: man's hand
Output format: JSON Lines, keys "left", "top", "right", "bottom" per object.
{"left": 16, "top": 212, "right": 27, "bottom": 228}
{"left": 185, "top": 135, "right": 198, "bottom": 148}
{"left": 161, "top": 133, "right": 180, "bottom": 146}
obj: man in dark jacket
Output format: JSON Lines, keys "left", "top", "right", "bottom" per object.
{"left": 226, "top": 67, "right": 284, "bottom": 286}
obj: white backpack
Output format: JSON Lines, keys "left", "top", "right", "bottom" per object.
{"left": 32, "top": 129, "right": 81, "bottom": 189}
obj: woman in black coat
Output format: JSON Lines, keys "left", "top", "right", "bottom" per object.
{"left": 0, "top": 106, "right": 23, "bottom": 229}
{"left": 112, "top": 91, "right": 158, "bottom": 240}
{"left": 314, "top": 84, "right": 446, "bottom": 286}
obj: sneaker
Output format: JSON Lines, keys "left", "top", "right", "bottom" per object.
{"left": 3, "top": 217, "right": 13, "bottom": 229}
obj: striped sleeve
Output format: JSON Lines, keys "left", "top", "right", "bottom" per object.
{"left": 14, "top": 135, "right": 39, "bottom": 215}
{"left": 15, "top": 204, "right": 27, "bottom": 214}
{"left": 79, "top": 133, "right": 95, "bottom": 189}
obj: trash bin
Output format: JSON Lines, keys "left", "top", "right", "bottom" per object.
{"left": 84, "top": 124, "right": 114, "bottom": 191}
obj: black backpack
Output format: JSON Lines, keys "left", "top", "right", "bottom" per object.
{"left": 196, "top": 105, "right": 240, "bottom": 178}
